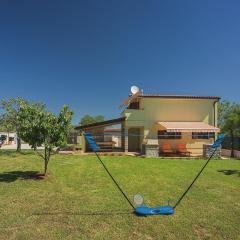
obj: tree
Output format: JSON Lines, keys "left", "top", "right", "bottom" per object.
{"left": 218, "top": 101, "right": 240, "bottom": 157}
{"left": 0, "top": 98, "right": 28, "bottom": 150}
{"left": 80, "top": 115, "right": 104, "bottom": 125}
{"left": 67, "top": 124, "right": 79, "bottom": 144}
{"left": 218, "top": 101, "right": 237, "bottom": 129}
{"left": 0, "top": 114, "right": 13, "bottom": 144}
{"left": 95, "top": 115, "right": 105, "bottom": 123}
{"left": 17, "top": 103, "right": 73, "bottom": 175}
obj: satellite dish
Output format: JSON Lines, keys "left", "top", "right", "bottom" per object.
{"left": 118, "top": 86, "right": 142, "bottom": 109}
{"left": 131, "top": 86, "right": 140, "bottom": 95}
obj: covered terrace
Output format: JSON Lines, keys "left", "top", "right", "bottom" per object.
{"left": 75, "top": 117, "right": 126, "bottom": 152}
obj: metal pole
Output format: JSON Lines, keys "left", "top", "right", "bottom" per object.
{"left": 94, "top": 151, "right": 135, "bottom": 210}
{"left": 173, "top": 148, "right": 217, "bottom": 209}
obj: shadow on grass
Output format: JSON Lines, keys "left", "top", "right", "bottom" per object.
{"left": 218, "top": 169, "right": 240, "bottom": 176}
{"left": 0, "top": 171, "right": 44, "bottom": 182}
{"left": 18, "top": 150, "right": 35, "bottom": 155}
{"left": 0, "top": 150, "right": 18, "bottom": 157}
{"left": 34, "top": 210, "right": 133, "bottom": 216}
{"left": 0, "top": 150, "right": 34, "bottom": 157}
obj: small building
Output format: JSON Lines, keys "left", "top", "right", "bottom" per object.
{"left": 0, "top": 132, "right": 17, "bottom": 145}
{"left": 76, "top": 93, "right": 220, "bottom": 156}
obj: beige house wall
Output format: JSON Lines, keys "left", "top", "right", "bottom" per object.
{"left": 122, "top": 98, "right": 218, "bottom": 155}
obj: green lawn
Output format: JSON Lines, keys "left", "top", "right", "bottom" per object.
{"left": 0, "top": 151, "right": 239, "bottom": 240}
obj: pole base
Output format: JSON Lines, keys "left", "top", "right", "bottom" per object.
{"left": 135, "top": 205, "right": 174, "bottom": 216}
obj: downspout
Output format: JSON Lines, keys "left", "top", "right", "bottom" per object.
{"left": 213, "top": 99, "right": 219, "bottom": 140}
{"left": 81, "top": 130, "right": 86, "bottom": 153}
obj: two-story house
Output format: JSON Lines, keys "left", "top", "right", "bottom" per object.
{"left": 121, "top": 94, "right": 220, "bottom": 155}
{"left": 76, "top": 93, "right": 220, "bottom": 156}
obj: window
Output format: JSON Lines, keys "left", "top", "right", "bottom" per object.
{"left": 158, "top": 130, "right": 181, "bottom": 139}
{"left": 192, "top": 132, "right": 215, "bottom": 139}
{"left": 128, "top": 101, "right": 140, "bottom": 109}
{"left": 0, "top": 135, "right": 7, "bottom": 141}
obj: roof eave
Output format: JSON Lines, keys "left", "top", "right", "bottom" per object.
{"left": 139, "top": 95, "right": 221, "bottom": 100}
{"left": 75, "top": 117, "right": 126, "bottom": 130}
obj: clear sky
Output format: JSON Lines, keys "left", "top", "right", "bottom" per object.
{"left": 0, "top": 0, "right": 240, "bottom": 123}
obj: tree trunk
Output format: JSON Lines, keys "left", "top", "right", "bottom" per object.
{"left": 44, "top": 147, "right": 48, "bottom": 175}
{"left": 44, "top": 158, "right": 48, "bottom": 175}
{"left": 230, "top": 130, "right": 234, "bottom": 158}
{"left": 17, "top": 137, "right": 21, "bottom": 152}
{"left": 44, "top": 147, "right": 51, "bottom": 175}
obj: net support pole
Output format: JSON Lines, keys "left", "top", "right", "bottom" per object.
{"left": 94, "top": 151, "right": 135, "bottom": 210}
{"left": 173, "top": 148, "right": 217, "bottom": 209}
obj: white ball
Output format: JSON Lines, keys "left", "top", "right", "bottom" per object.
{"left": 133, "top": 194, "right": 144, "bottom": 206}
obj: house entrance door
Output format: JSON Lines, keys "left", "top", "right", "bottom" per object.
{"left": 128, "top": 128, "right": 141, "bottom": 152}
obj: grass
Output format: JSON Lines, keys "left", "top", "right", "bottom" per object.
{"left": 0, "top": 150, "right": 239, "bottom": 240}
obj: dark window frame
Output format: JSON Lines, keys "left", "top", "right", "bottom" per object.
{"left": 128, "top": 101, "right": 140, "bottom": 110}
{"left": 158, "top": 130, "right": 182, "bottom": 139}
{"left": 0, "top": 135, "right": 7, "bottom": 140}
{"left": 192, "top": 132, "right": 215, "bottom": 139}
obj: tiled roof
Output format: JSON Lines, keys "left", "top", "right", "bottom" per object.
{"left": 139, "top": 94, "right": 220, "bottom": 99}
{"left": 75, "top": 117, "right": 125, "bottom": 130}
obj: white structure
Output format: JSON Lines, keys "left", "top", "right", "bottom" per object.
{"left": 0, "top": 132, "right": 17, "bottom": 145}
{"left": 104, "top": 128, "right": 121, "bottom": 148}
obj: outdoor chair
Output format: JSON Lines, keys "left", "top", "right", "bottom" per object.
{"left": 162, "top": 143, "right": 175, "bottom": 155}
{"left": 177, "top": 143, "right": 191, "bottom": 156}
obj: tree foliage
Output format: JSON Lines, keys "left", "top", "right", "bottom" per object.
{"left": 0, "top": 98, "right": 31, "bottom": 150}
{"left": 0, "top": 114, "right": 13, "bottom": 133}
{"left": 218, "top": 101, "right": 240, "bottom": 157}
{"left": 0, "top": 98, "right": 24, "bottom": 131}
{"left": 218, "top": 101, "right": 237, "bottom": 129}
{"left": 80, "top": 114, "right": 104, "bottom": 125}
{"left": 18, "top": 103, "right": 73, "bottom": 175}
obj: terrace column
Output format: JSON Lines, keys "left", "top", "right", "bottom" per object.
{"left": 121, "top": 122, "right": 128, "bottom": 152}
{"left": 124, "top": 128, "right": 128, "bottom": 152}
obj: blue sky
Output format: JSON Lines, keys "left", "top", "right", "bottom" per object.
{"left": 0, "top": 0, "right": 240, "bottom": 123}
